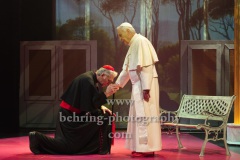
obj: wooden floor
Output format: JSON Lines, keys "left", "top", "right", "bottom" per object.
{"left": 0, "top": 130, "right": 239, "bottom": 160}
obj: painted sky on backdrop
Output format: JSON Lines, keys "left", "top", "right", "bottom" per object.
{"left": 56, "top": 0, "right": 179, "bottom": 43}
{"left": 56, "top": 0, "right": 179, "bottom": 24}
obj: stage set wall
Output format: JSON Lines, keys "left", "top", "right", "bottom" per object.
{"left": 1, "top": 0, "right": 238, "bottom": 132}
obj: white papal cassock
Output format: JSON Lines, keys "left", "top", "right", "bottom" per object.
{"left": 116, "top": 33, "right": 162, "bottom": 152}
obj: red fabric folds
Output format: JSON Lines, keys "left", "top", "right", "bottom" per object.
{"left": 60, "top": 100, "right": 81, "bottom": 114}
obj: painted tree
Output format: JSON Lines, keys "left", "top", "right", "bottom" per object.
{"left": 189, "top": 0, "right": 203, "bottom": 40}
{"left": 189, "top": 0, "right": 234, "bottom": 40}
{"left": 151, "top": 0, "right": 161, "bottom": 50}
{"left": 57, "top": 17, "right": 86, "bottom": 40}
{"left": 175, "top": 0, "right": 192, "bottom": 41}
{"left": 57, "top": 17, "right": 114, "bottom": 65}
{"left": 208, "top": 0, "right": 234, "bottom": 40}
{"left": 92, "top": 0, "right": 139, "bottom": 70}
{"left": 161, "top": 0, "right": 192, "bottom": 41}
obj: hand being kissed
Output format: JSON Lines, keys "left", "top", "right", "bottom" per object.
{"left": 109, "top": 83, "right": 120, "bottom": 93}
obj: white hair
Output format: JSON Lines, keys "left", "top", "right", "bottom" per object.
{"left": 117, "top": 22, "right": 136, "bottom": 33}
{"left": 96, "top": 67, "right": 118, "bottom": 78}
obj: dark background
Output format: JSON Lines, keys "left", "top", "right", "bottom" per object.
{"left": 1, "top": 0, "right": 54, "bottom": 133}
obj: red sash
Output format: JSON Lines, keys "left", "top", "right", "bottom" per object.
{"left": 60, "top": 100, "right": 81, "bottom": 114}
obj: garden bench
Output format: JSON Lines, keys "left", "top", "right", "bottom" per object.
{"left": 160, "top": 94, "right": 236, "bottom": 156}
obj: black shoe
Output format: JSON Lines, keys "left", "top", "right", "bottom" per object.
{"left": 29, "top": 131, "right": 41, "bottom": 154}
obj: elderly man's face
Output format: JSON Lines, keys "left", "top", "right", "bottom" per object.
{"left": 98, "top": 73, "right": 114, "bottom": 87}
{"left": 117, "top": 29, "right": 130, "bottom": 45}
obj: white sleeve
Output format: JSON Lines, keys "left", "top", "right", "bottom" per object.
{"left": 115, "top": 70, "right": 130, "bottom": 88}
{"left": 139, "top": 65, "right": 153, "bottom": 90}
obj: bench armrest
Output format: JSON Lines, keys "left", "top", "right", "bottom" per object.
{"left": 160, "top": 108, "right": 178, "bottom": 116}
{"left": 160, "top": 108, "right": 178, "bottom": 123}
{"left": 202, "top": 110, "right": 225, "bottom": 117}
{"left": 201, "top": 111, "right": 226, "bottom": 127}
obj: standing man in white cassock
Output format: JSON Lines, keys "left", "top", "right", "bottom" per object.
{"left": 115, "top": 22, "right": 161, "bottom": 157}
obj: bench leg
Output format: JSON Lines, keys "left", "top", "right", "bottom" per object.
{"left": 223, "top": 128, "right": 231, "bottom": 156}
{"left": 199, "top": 130, "right": 208, "bottom": 156}
{"left": 176, "top": 126, "right": 183, "bottom": 148}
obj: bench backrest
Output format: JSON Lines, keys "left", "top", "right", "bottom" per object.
{"left": 177, "top": 95, "right": 236, "bottom": 121}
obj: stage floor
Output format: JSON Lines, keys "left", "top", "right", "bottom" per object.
{"left": 0, "top": 130, "right": 239, "bottom": 160}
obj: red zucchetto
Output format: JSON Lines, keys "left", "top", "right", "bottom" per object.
{"left": 102, "top": 65, "right": 115, "bottom": 71}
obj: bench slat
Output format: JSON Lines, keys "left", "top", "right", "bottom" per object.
{"left": 162, "top": 122, "right": 198, "bottom": 128}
